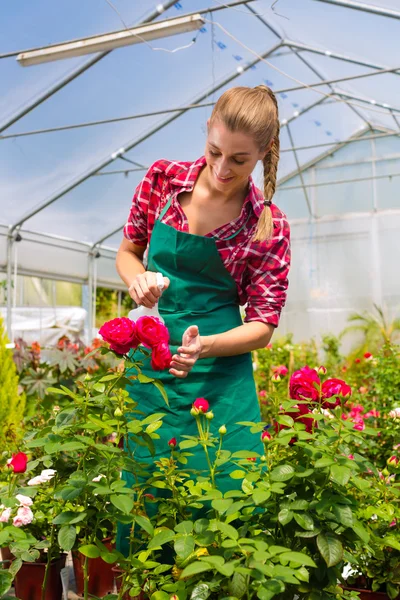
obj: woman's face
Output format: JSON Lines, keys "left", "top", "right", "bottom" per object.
{"left": 205, "top": 120, "right": 266, "bottom": 193}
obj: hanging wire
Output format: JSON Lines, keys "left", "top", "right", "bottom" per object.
{"left": 209, "top": 0, "right": 288, "bottom": 18}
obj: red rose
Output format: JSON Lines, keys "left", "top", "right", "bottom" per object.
{"left": 261, "top": 431, "right": 271, "bottom": 442}
{"left": 168, "top": 437, "right": 177, "bottom": 448}
{"left": 150, "top": 341, "right": 172, "bottom": 371}
{"left": 193, "top": 398, "right": 209, "bottom": 413}
{"left": 7, "top": 452, "right": 28, "bottom": 473}
{"left": 355, "top": 358, "right": 361, "bottom": 364}
{"left": 321, "top": 378, "right": 352, "bottom": 409}
{"left": 135, "top": 316, "right": 169, "bottom": 348}
{"left": 99, "top": 317, "right": 139, "bottom": 355}
{"left": 272, "top": 365, "right": 288, "bottom": 376}
{"left": 364, "top": 352, "right": 373, "bottom": 360}
{"left": 289, "top": 366, "right": 320, "bottom": 402}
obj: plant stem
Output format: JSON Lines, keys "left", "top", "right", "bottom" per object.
{"left": 41, "top": 526, "right": 55, "bottom": 600}
{"left": 83, "top": 554, "right": 89, "bottom": 600}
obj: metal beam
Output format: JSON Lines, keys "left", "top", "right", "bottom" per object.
{"left": 283, "top": 39, "right": 400, "bottom": 76}
{"left": 9, "top": 40, "right": 283, "bottom": 233}
{"left": 0, "top": 0, "right": 177, "bottom": 134}
{"left": 278, "top": 169, "right": 400, "bottom": 191}
{"left": 286, "top": 123, "right": 314, "bottom": 217}
{"left": 333, "top": 89, "right": 400, "bottom": 114}
{"left": 313, "top": 0, "right": 400, "bottom": 20}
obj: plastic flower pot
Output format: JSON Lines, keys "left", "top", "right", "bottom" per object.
{"left": 0, "top": 547, "right": 14, "bottom": 569}
{"left": 343, "top": 587, "right": 394, "bottom": 600}
{"left": 14, "top": 553, "right": 67, "bottom": 600}
{"left": 112, "top": 566, "right": 146, "bottom": 600}
{"left": 72, "top": 538, "right": 115, "bottom": 597}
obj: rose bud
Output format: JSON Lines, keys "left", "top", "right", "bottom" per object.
{"left": 219, "top": 425, "right": 227, "bottom": 436}
{"left": 261, "top": 431, "right": 272, "bottom": 443}
{"left": 190, "top": 407, "right": 199, "bottom": 417}
{"left": 114, "top": 407, "right": 123, "bottom": 417}
{"left": 193, "top": 398, "right": 209, "bottom": 413}
{"left": 7, "top": 452, "right": 28, "bottom": 474}
{"left": 387, "top": 456, "right": 399, "bottom": 467}
{"left": 271, "top": 373, "right": 281, "bottom": 382}
{"left": 364, "top": 352, "right": 373, "bottom": 360}
{"left": 206, "top": 411, "right": 214, "bottom": 420}
{"left": 317, "top": 366, "right": 327, "bottom": 375}
{"left": 168, "top": 437, "right": 177, "bottom": 449}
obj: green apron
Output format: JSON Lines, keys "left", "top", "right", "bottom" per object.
{"left": 117, "top": 195, "right": 261, "bottom": 555}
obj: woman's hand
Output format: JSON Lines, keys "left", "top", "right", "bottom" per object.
{"left": 128, "top": 272, "right": 170, "bottom": 308}
{"left": 169, "top": 325, "right": 202, "bottom": 379}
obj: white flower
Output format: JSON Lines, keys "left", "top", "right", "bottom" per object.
{"left": 389, "top": 407, "right": 400, "bottom": 420}
{"left": 0, "top": 508, "right": 12, "bottom": 523}
{"left": 40, "top": 469, "right": 56, "bottom": 481}
{"left": 13, "top": 506, "right": 34, "bottom": 527}
{"left": 16, "top": 494, "right": 33, "bottom": 507}
{"left": 28, "top": 476, "right": 44, "bottom": 486}
{"left": 92, "top": 474, "right": 106, "bottom": 482}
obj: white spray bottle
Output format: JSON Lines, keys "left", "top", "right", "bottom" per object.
{"left": 128, "top": 272, "right": 165, "bottom": 323}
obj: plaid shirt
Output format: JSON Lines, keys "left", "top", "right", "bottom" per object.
{"left": 124, "top": 157, "right": 290, "bottom": 327}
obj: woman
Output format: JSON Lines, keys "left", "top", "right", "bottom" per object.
{"left": 116, "top": 85, "right": 290, "bottom": 553}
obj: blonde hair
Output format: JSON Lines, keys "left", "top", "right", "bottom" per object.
{"left": 209, "top": 85, "right": 280, "bottom": 241}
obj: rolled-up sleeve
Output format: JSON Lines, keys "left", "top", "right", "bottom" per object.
{"left": 123, "top": 166, "right": 154, "bottom": 246}
{"left": 244, "top": 215, "right": 291, "bottom": 327}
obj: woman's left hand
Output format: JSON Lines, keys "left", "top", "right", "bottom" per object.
{"left": 169, "top": 325, "right": 202, "bottom": 379}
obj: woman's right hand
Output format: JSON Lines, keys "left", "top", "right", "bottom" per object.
{"left": 128, "top": 272, "right": 170, "bottom": 309}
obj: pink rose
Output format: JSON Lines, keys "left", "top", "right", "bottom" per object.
{"left": 150, "top": 341, "right": 172, "bottom": 371}
{"left": 7, "top": 452, "right": 28, "bottom": 473}
{"left": 0, "top": 508, "right": 11, "bottom": 523}
{"left": 364, "top": 409, "right": 379, "bottom": 418}
{"left": 272, "top": 365, "right": 288, "bottom": 377}
{"left": 289, "top": 366, "right": 320, "bottom": 402}
{"left": 13, "top": 506, "right": 33, "bottom": 527}
{"left": 135, "top": 316, "right": 169, "bottom": 348}
{"left": 99, "top": 317, "right": 139, "bottom": 355}
{"left": 321, "top": 378, "right": 352, "bottom": 409}
{"left": 193, "top": 398, "right": 209, "bottom": 413}
{"left": 348, "top": 454, "right": 354, "bottom": 460}
{"left": 259, "top": 390, "right": 267, "bottom": 398}
{"left": 354, "top": 421, "right": 365, "bottom": 431}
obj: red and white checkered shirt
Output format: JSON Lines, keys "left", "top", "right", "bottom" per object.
{"left": 123, "top": 157, "right": 290, "bottom": 327}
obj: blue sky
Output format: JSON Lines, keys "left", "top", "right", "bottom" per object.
{"left": 1, "top": 0, "right": 400, "bottom": 245}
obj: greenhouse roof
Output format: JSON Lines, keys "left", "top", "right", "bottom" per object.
{"left": 2, "top": 0, "right": 400, "bottom": 255}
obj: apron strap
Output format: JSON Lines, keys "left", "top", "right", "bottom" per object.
{"left": 158, "top": 195, "right": 174, "bottom": 221}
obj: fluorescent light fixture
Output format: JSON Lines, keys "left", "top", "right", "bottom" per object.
{"left": 17, "top": 14, "right": 205, "bottom": 66}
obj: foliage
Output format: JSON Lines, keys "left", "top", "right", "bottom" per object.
{"left": 340, "top": 304, "right": 400, "bottom": 357}
{"left": 0, "top": 316, "right": 26, "bottom": 450}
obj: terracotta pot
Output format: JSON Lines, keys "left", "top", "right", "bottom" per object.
{"left": 72, "top": 538, "right": 115, "bottom": 596}
{"left": 343, "top": 586, "right": 393, "bottom": 600}
{"left": 112, "top": 566, "right": 146, "bottom": 600}
{"left": 14, "top": 554, "right": 66, "bottom": 600}
{"left": 0, "top": 547, "right": 14, "bottom": 569}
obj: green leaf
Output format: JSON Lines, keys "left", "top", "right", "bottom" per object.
{"left": 279, "top": 551, "right": 317, "bottom": 568}
{"left": 352, "top": 521, "right": 369, "bottom": 543}
{"left": 230, "top": 470, "right": 246, "bottom": 479}
{"left": 216, "top": 521, "right": 239, "bottom": 541}
{"left": 277, "top": 415, "right": 294, "bottom": 427}
{"left": 0, "top": 571, "right": 13, "bottom": 596}
{"left": 150, "top": 592, "right": 170, "bottom": 600}
{"left": 110, "top": 495, "right": 134, "bottom": 514}
{"left": 148, "top": 529, "right": 175, "bottom": 549}
{"left": 179, "top": 439, "right": 199, "bottom": 450}
{"left": 56, "top": 486, "right": 82, "bottom": 501}
{"left": 330, "top": 464, "right": 351, "bottom": 486}
{"left": 295, "top": 529, "right": 321, "bottom": 538}
{"left": 270, "top": 464, "right": 295, "bottom": 482}
{"left": 278, "top": 509, "right": 294, "bottom": 525}
{"left": 145, "top": 420, "right": 163, "bottom": 434}
{"left": 317, "top": 532, "right": 343, "bottom": 567}
{"left": 253, "top": 489, "right": 271, "bottom": 505}
{"left": 295, "top": 469, "right": 314, "bottom": 478}
{"left": 174, "top": 534, "right": 195, "bottom": 560}
{"left": 152, "top": 380, "right": 169, "bottom": 406}
{"left": 289, "top": 500, "right": 309, "bottom": 510}
{"left": 231, "top": 450, "right": 260, "bottom": 459}
{"left": 79, "top": 544, "right": 101, "bottom": 558}
{"left": 135, "top": 514, "right": 154, "bottom": 537}
{"left": 293, "top": 513, "right": 314, "bottom": 531}
{"left": 52, "top": 511, "right": 87, "bottom": 525}
{"left": 332, "top": 504, "right": 353, "bottom": 528}
{"left": 315, "top": 457, "right": 335, "bottom": 468}
{"left": 58, "top": 525, "right": 76, "bottom": 551}
{"left": 175, "top": 521, "right": 193, "bottom": 535}
{"left": 179, "top": 561, "right": 213, "bottom": 579}
{"left": 212, "top": 498, "right": 234, "bottom": 513}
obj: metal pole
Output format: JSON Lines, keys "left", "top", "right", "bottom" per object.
{"left": 87, "top": 253, "right": 94, "bottom": 343}
{"left": 9, "top": 40, "right": 283, "bottom": 233}
{"left": 313, "top": 0, "right": 400, "bottom": 20}
{"left": 286, "top": 123, "right": 314, "bottom": 216}
{"left": 6, "top": 231, "right": 13, "bottom": 339}
{"left": 278, "top": 170, "right": 400, "bottom": 190}
{"left": 333, "top": 89, "right": 400, "bottom": 114}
